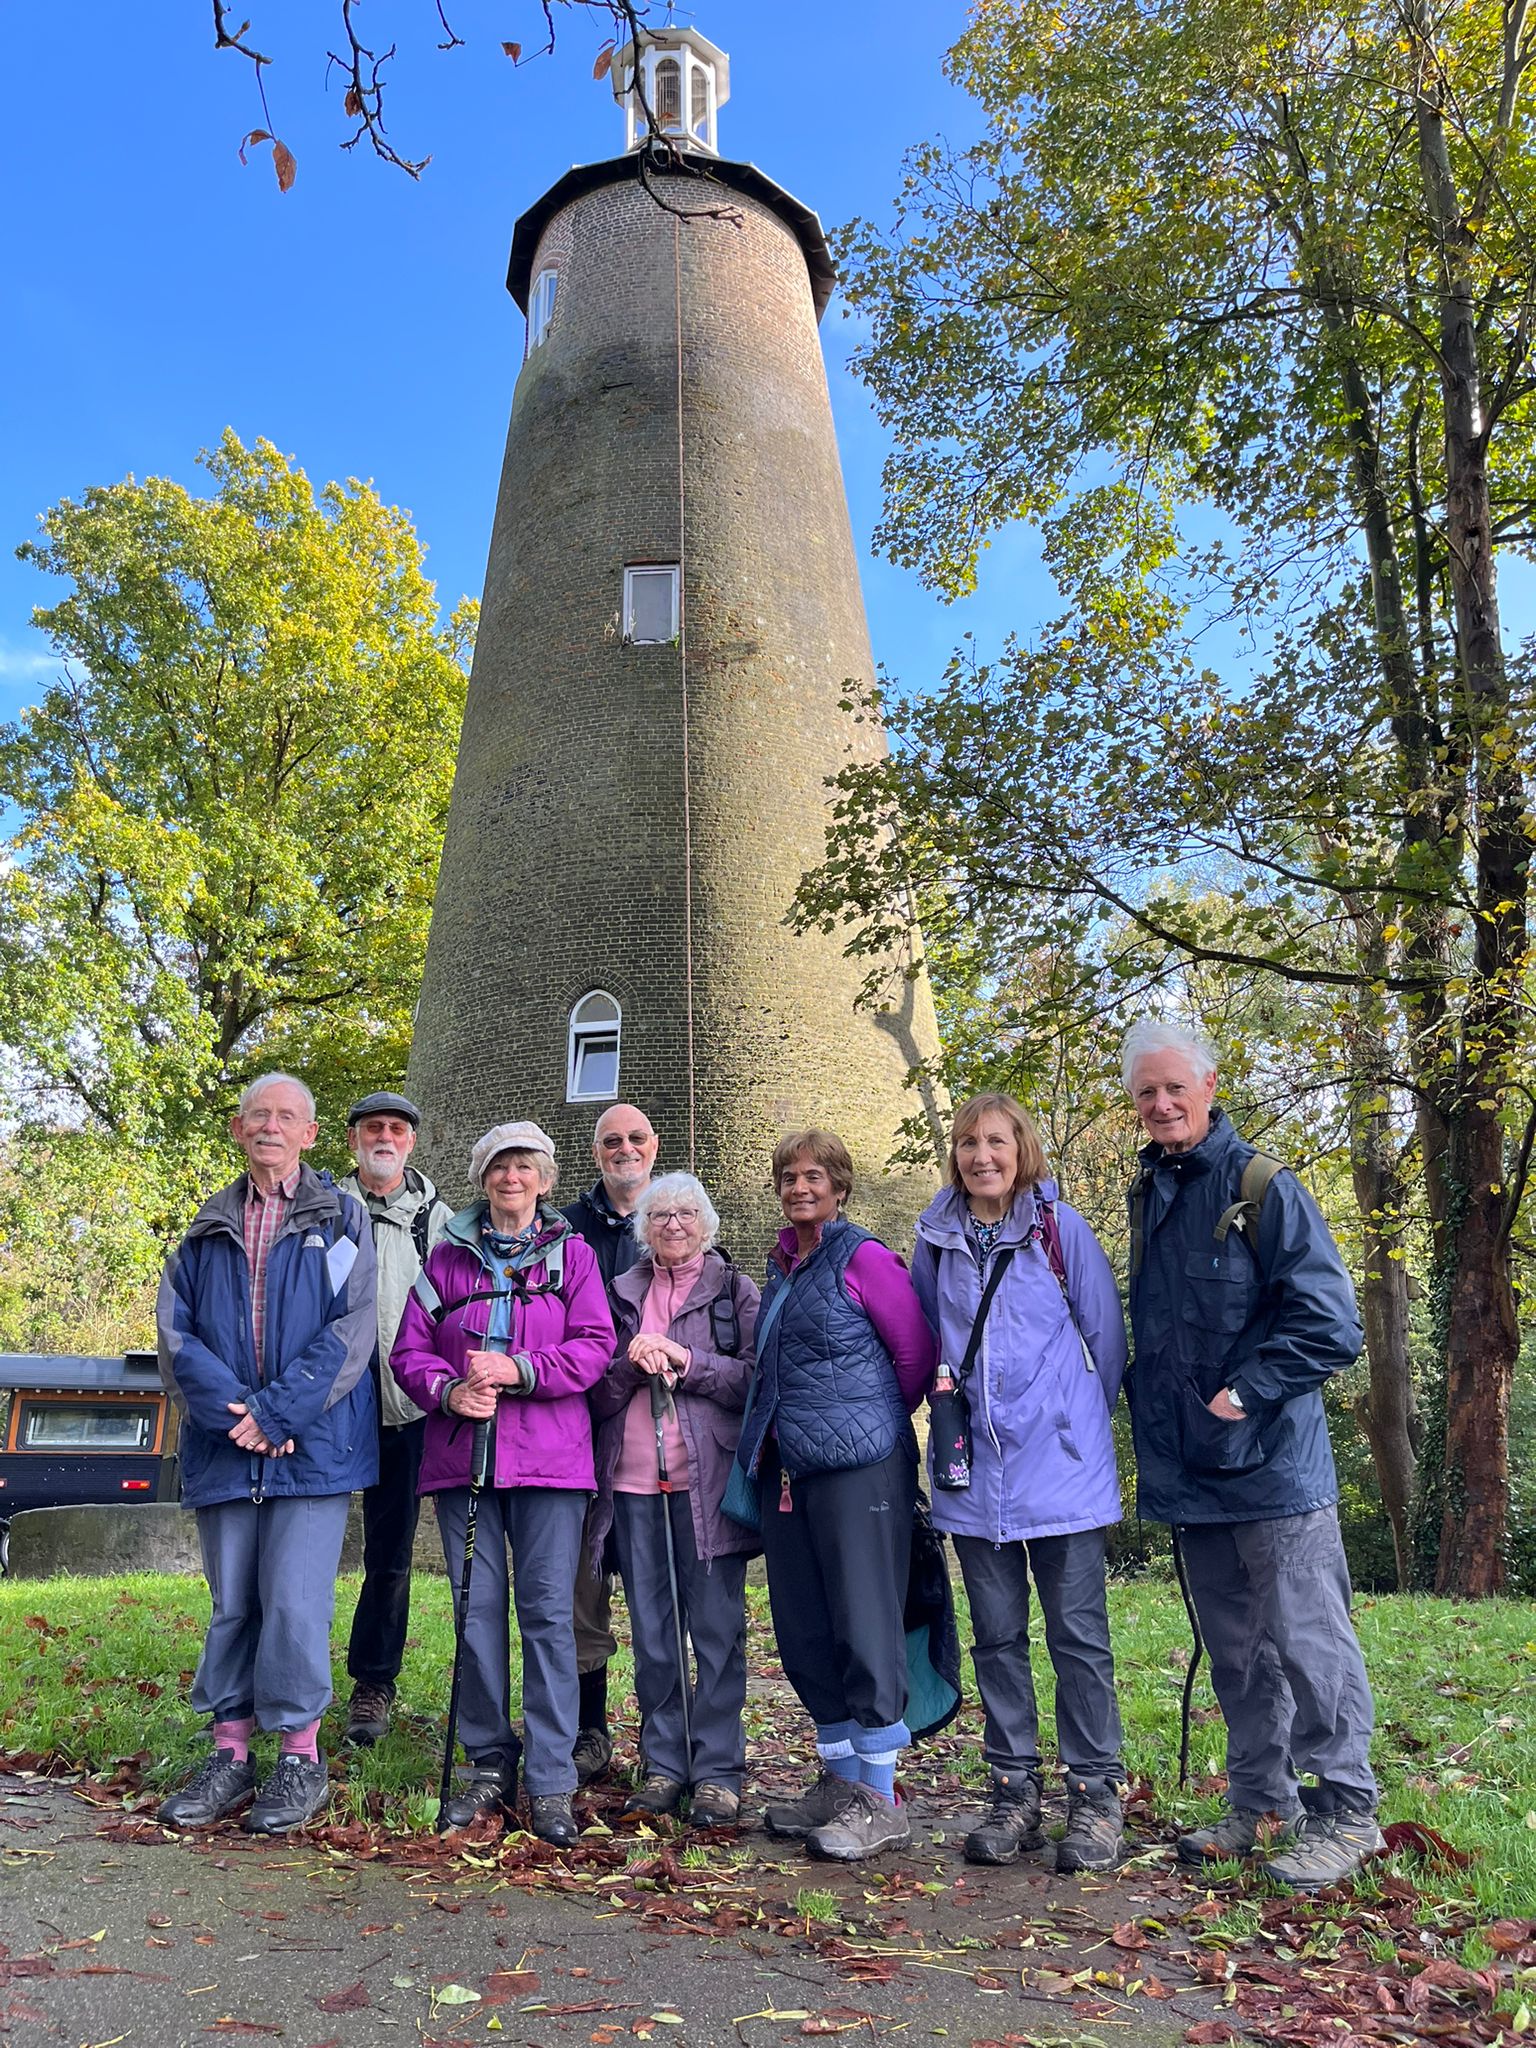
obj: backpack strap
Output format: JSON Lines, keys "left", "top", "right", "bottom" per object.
{"left": 1213, "top": 1152, "right": 1286, "bottom": 1245}
{"left": 708, "top": 1282, "right": 741, "bottom": 1357}
{"left": 1038, "top": 1198, "right": 1096, "bottom": 1375}
{"left": 409, "top": 1192, "right": 432, "bottom": 1268}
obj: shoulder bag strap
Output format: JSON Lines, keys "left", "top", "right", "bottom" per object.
{"left": 953, "top": 1245, "right": 1016, "bottom": 1388}
{"left": 752, "top": 1272, "right": 795, "bottom": 1354}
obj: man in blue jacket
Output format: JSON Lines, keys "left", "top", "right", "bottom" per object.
{"left": 1122, "top": 1022, "right": 1381, "bottom": 1891}
{"left": 156, "top": 1072, "right": 378, "bottom": 1833}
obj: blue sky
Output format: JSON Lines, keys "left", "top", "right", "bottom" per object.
{"left": 0, "top": 2, "right": 1049, "bottom": 731}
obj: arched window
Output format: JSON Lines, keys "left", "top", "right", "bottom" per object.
{"left": 690, "top": 61, "right": 710, "bottom": 141}
{"left": 527, "top": 267, "right": 558, "bottom": 354}
{"left": 655, "top": 56, "right": 682, "bottom": 130}
{"left": 567, "top": 991, "right": 621, "bottom": 1103}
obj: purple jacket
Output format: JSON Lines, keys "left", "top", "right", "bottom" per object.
{"left": 590, "top": 1249, "right": 762, "bottom": 1566}
{"left": 390, "top": 1203, "right": 614, "bottom": 1494}
{"left": 913, "top": 1180, "right": 1127, "bottom": 1543}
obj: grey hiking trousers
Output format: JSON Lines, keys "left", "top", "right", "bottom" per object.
{"left": 1178, "top": 1505, "right": 1377, "bottom": 1816}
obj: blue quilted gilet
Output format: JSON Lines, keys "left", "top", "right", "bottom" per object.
{"left": 740, "top": 1217, "right": 911, "bottom": 1479}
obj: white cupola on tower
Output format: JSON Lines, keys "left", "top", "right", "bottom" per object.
{"left": 611, "top": 27, "right": 730, "bottom": 156}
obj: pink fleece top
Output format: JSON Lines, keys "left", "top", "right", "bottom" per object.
{"left": 612, "top": 1252, "right": 700, "bottom": 1493}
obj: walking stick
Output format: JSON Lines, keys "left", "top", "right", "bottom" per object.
{"left": 439, "top": 1414, "right": 493, "bottom": 1830}
{"left": 1170, "top": 1525, "right": 1204, "bottom": 1790}
{"left": 649, "top": 1373, "right": 693, "bottom": 1763}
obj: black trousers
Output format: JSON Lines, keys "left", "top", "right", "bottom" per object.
{"left": 759, "top": 1442, "right": 915, "bottom": 1731}
{"left": 346, "top": 1418, "right": 426, "bottom": 1691}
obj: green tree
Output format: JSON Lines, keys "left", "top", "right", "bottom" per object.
{"left": 801, "top": 0, "right": 1536, "bottom": 1593}
{"left": 2, "top": 429, "right": 473, "bottom": 1161}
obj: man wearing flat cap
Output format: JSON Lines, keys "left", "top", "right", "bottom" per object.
{"left": 339, "top": 1091, "right": 453, "bottom": 1746}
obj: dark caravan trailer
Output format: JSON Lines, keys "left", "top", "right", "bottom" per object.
{"left": 0, "top": 1350, "right": 180, "bottom": 1565}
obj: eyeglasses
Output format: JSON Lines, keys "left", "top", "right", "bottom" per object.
{"left": 651, "top": 1209, "right": 700, "bottom": 1226}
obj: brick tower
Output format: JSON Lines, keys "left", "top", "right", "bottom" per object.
{"left": 407, "top": 26, "right": 943, "bottom": 1247}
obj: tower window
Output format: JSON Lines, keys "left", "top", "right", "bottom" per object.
{"left": 655, "top": 56, "right": 682, "bottom": 129}
{"left": 527, "top": 268, "right": 558, "bottom": 353}
{"left": 623, "top": 564, "right": 680, "bottom": 644}
{"left": 690, "top": 62, "right": 710, "bottom": 140}
{"left": 568, "top": 991, "right": 621, "bottom": 1103}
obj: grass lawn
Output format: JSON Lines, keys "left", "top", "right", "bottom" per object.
{"left": 1, "top": 1566, "right": 1533, "bottom": 1926}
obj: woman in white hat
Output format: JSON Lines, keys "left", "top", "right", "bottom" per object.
{"left": 392, "top": 1122, "right": 615, "bottom": 1843}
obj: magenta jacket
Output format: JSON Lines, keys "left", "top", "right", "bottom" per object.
{"left": 390, "top": 1203, "right": 614, "bottom": 1493}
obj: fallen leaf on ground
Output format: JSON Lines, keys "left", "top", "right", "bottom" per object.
{"left": 314, "top": 1980, "right": 370, "bottom": 2013}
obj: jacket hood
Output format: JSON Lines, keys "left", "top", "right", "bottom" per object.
{"left": 575, "top": 1179, "right": 638, "bottom": 1229}
{"left": 340, "top": 1166, "right": 441, "bottom": 1219}
{"left": 184, "top": 1162, "right": 342, "bottom": 1243}
{"left": 916, "top": 1177, "right": 1060, "bottom": 1253}
{"left": 443, "top": 1197, "right": 571, "bottom": 1258}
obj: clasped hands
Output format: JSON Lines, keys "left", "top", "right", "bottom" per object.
{"left": 442, "top": 1349, "right": 533, "bottom": 1420}
{"left": 226, "top": 1401, "right": 294, "bottom": 1456}
{"left": 628, "top": 1333, "right": 689, "bottom": 1388}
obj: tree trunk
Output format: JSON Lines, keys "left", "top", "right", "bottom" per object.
{"left": 1435, "top": 1097, "right": 1518, "bottom": 1593}
{"left": 1348, "top": 1135, "right": 1418, "bottom": 1590}
{"left": 1413, "top": 16, "right": 1526, "bottom": 1595}
{"left": 1343, "top": 937, "right": 1419, "bottom": 1590}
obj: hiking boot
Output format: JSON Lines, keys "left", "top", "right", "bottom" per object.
{"left": 158, "top": 1747, "right": 257, "bottom": 1829}
{"left": 806, "top": 1781, "right": 912, "bottom": 1862}
{"left": 1177, "top": 1804, "right": 1301, "bottom": 1865}
{"left": 689, "top": 1782, "right": 741, "bottom": 1828}
{"left": 1261, "top": 1809, "right": 1385, "bottom": 1892}
{"left": 763, "top": 1770, "right": 846, "bottom": 1838}
{"left": 1056, "top": 1775, "right": 1126, "bottom": 1873}
{"left": 440, "top": 1752, "right": 518, "bottom": 1831}
{"left": 964, "top": 1769, "right": 1045, "bottom": 1865}
{"left": 244, "top": 1752, "right": 331, "bottom": 1835}
{"left": 529, "top": 1792, "right": 579, "bottom": 1848}
{"left": 572, "top": 1725, "right": 614, "bottom": 1786}
{"left": 623, "top": 1773, "right": 686, "bottom": 1818}
{"left": 343, "top": 1680, "right": 394, "bottom": 1748}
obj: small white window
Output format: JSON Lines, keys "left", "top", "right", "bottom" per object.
{"left": 690, "top": 62, "right": 710, "bottom": 141}
{"left": 623, "top": 564, "right": 680, "bottom": 644}
{"left": 528, "top": 268, "right": 558, "bottom": 353}
{"left": 568, "top": 990, "right": 621, "bottom": 1103}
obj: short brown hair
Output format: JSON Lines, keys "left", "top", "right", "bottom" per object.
{"left": 772, "top": 1128, "right": 855, "bottom": 1202}
{"left": 947, "top": 1093, "right": 1050, "bottom": 1198}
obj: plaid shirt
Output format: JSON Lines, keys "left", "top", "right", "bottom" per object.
{"left": 243, "top": 1168, "right": 300, "bottom": 1374}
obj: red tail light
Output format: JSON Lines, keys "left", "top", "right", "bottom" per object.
{"left": 120, "top": 1479, "right": 151, "bottom": 1491}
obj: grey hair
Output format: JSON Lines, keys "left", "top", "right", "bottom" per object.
{"left": 1120, "top": 1019, "right": 1218, "bottom": 1092}
{"left": 239, "top": 1071, "right": 316, "bottom": 1119}
{"left": 632, "top": 1171, "right": 721, "bottom": 1254}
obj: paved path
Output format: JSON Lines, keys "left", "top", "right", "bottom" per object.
{"left": 0, "top": 1774, "right": 1223, "bottom": 2048}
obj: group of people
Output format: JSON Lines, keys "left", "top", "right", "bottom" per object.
{"left": 153, "top": 1018, "right": 1383, "bottom": 1892}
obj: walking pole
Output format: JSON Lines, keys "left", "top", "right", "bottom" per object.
{"left": 1169, "top": 1525, "right": 1204, "bottom": 1790}
{"left": 439, "top": 1414, "right": 493, "bottom": 1830}
{"left": 649, "top": 1372, "right": 693, "bottom": 1763}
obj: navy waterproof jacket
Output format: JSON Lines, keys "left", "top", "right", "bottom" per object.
{"left": 157, "top": 1165, "right": 380, "bottom": 1507}
{"left": 1126, "top": 1109, "right": 1362, "bottom": 1526}
{"left": 736, "top": 1216, "right": 912, "bottom": 1480}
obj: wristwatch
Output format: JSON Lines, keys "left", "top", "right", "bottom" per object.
{"left": 1225, "top": 1386, "right": 1246, "bottom": 1413}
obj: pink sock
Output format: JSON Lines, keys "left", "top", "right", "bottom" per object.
{"left": 279, "top": 1718, "right": 321, "bottom": 1762}
{"left": 212, "top": 1718, "right": 254, "bottom": 1763}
